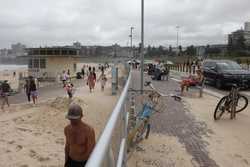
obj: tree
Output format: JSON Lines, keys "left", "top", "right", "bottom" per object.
{"left": 169, "top": 45, "right": 172, "bottom": 53}
{"left": 179, "top": 45, "right": 182, "bottom": 52}
{"left": 186, "top": 45, "right": 196, "bottom": 56}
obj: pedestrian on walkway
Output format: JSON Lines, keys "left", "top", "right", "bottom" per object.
{"left": 0, "top": 80, "right": 10, "bottom": 110}
{"left": 24, "top": 79, "right": 31, "bottom": 102}
{"left": 64, "top": 104, "right": 95, "bottom": 167}
{"left": 98, "top": 72, "right": 107, "bottom": 91}
{"left": 29, "top": 78, "right": 38, "bottom": 104}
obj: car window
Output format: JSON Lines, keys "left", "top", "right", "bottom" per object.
{"left": 203, "top": 61, "right": 216, "bottom": 68}
{"left": 217, "top": 61, "right": 242, "bottom": 71}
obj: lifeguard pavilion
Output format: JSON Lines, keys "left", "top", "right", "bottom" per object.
{"left": 26, "top": 47, "right": 80, "bottom": 80}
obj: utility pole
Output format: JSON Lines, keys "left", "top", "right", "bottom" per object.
{"left": 140, "top": 0, "right": 144, "bottom": 94}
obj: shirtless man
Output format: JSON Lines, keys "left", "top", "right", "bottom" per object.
{"left": 64, "top": 104, "right": 96, "bottom": 167}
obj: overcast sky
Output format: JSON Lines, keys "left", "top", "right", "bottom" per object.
{"left": 0, "top": 0, "right": 250, "bottom": 48}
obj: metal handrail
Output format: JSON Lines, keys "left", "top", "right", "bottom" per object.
{"left": 86, "top": 72, "right": 131, "bottom": 167}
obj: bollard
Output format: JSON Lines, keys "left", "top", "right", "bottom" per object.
{"left": 111, "top": 66, "right": 117, "bottom": 95}
{"left": 193, "top": 65, "right": 196, "bottom": 74}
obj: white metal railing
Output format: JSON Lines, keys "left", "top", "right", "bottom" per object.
{"left": 86, "top": 71, "right": 131, "bottom": 167}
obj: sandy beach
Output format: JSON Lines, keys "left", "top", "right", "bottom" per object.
{"left": 0, "top": 63, "right": 125, "bottom": 167}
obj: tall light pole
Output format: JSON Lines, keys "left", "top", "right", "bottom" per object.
{"left": 176, "top": 26, "right": 180, "bottom": 52}
{"left": 140, "top": 0, "right": 144, "bottom": 94}
{"left": 129, "top": 27, "right": 134, "bottom": 57}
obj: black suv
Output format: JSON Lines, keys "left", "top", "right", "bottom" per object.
{"left": 202, "top": 59, "right": 250, "bottom": 89}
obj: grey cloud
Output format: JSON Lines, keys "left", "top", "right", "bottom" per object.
{"left": 0, "top": 0, "right": 249, "bottom": 48}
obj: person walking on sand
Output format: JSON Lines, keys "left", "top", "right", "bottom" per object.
{"left": 29, "top": 78, "right": 38, "bottom": 104}
{"left": 65, "top": 81, "right": 74, "bottom": 99}
{"left": 87, "top": 72, "right": 95, "bottom": 92}
{"left": 0, "top": 80, "right": 10, "bottom": 110}
{"left": 62, "top": 70, "right": 68, "bottom": 87}
{"left": 64, "top": 104, "right": 95, "bottom": 167}
{"left": 81, "top": 65, "right": 85, "bottom": 79}
{"left": 24, "top": 79, "right": 31, "bottom": 102}
{"left": 98, "top": 72, "right": 107, "bottom": 91}
{"left": 87, "top": 66, "right": 91, "bottom": 77}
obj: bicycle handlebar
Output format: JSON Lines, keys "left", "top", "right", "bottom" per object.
{"left": 129, "top": 82, "right": 182, "bottom": 101}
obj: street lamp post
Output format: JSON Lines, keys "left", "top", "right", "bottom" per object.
{"left": 140, "top": 0, "right": 144, "bottom": 94}
{"left": 176, "top": 26, "right": 180, "bottom": 52}
{"left": 129, "top": 27, "right": 134, "bottom": 57}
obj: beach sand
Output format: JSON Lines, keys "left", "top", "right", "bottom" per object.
{"left": 0, "top": 64, "right": 123, "bottom": 167}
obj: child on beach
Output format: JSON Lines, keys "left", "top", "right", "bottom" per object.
{"left": 98, "top": 72, "right": 107, "bottom": 91}
{"left": 65, "top": 81, "right": 74, "bottom": 99}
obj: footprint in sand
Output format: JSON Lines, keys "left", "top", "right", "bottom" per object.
{"left": 33, "top": 132, "right": 42, "bottom": 136}
{"left": 29, "top": 149, "right": 37, "bottom": 158}
{"left": 55, "top": 138, "right": 64, "bottom": 145}
{"left": 5, "top": 149, "right": 11, "bottom": 153}
{"left": 8, "top": 140, "right": 15, "bottom": 144}
{"left": 38, "top": 156, "right": 50, "bottom": 162}
{"left": 16, "top": 145, "right": 23, "bottom": 152}
{"left": 19, "top": 165, "right": 28, "bottom": 167}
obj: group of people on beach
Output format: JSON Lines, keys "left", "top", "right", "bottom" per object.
{"left": 61, "top": 64, "right": 108, "bottom": 99}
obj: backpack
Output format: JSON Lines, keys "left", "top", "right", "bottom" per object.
{"left": 2, "top": 82, "right": 10, "bottom": 93}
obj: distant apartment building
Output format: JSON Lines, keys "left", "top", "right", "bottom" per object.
{"left": 11, "top": 43, "right": 26, "bottom": 56}
{"left": 228, "top": 22, "right": 250, "bottom": 47}
{"left": 0, "top": 48, "right": 9, "bottom": 57}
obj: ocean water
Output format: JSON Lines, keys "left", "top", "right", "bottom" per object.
{"left": 0, "top": 64, "right": 27, "bottom": 71}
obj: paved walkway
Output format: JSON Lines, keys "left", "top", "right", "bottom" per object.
{"left": 131, "top": 70, "right": 218, "bottom": 167}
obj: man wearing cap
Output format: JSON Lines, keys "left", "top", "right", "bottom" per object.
{"left": 64, "top": 104, "right": 95, "bottom": 167}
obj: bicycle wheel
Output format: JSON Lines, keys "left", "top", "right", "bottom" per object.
{"left": 130, "top": 119, "right": 148, "bottom": 146}
{"left": 235, "top": 94, "right": 248, "bottom": 113}
{"left": 214, "top": 96, "right": 228, "bottom": 120}
{"left": 145, "top": 123, "right": 151, "bottom": 139}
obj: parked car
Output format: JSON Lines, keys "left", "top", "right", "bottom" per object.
{"left": 202, "top": 59, "right": 250, "bottom": 89}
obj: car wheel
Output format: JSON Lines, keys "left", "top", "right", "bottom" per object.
{"left": 216, "top": 79, "right": 222, "bottom": 89}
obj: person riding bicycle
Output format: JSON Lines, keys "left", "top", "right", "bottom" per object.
{"left": 180, "top": 69, "right": 204, "bottom": 95}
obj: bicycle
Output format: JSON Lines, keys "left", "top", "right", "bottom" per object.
{"left": 214, "top": 84, "right": 248, "bottom": 120}
{"left": 127, "top": 81, "right": 181, "bottom": 152}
